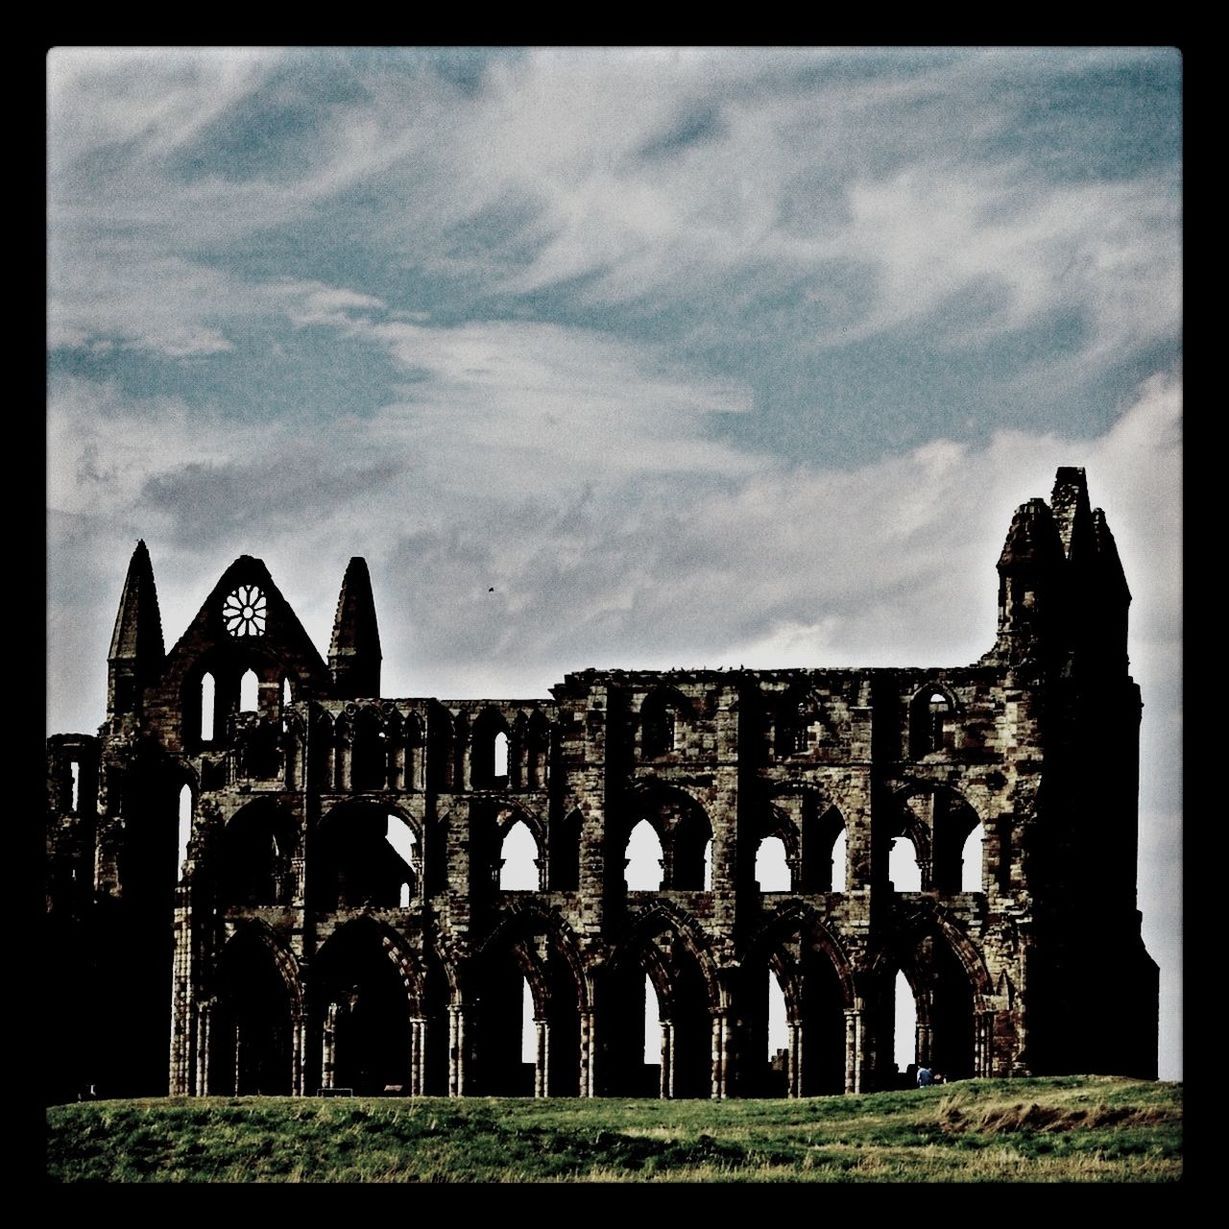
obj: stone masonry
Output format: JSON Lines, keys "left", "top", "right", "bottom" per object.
{"left": 44, "top": 467, "right": 1158, "bottom": 1102}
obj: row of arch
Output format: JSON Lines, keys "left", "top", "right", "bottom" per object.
{"left": 175, "top": 780, "right": 994, "bottom": 908}
{"left": 194, "top": 898, "right": 993, "bottom": 1099}
{"left": 184, "top": 673, "right": 965, "bottom": 768}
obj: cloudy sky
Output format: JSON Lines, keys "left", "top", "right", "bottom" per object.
{"left": 47, "top": 47, "right": 1181, "bottom": 1078}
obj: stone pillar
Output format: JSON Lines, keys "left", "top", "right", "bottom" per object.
{"left": 195, "top": 1001, "right": 212, "bottom": 1096}
{"left": 292, "top": 1015, "right": 306, "bottom": 1097}
{"left": 325, "top": 741, "right": 337, "bottom": 792}
{"left": 973, "top": 1010, "right": 993, "bottom": 1077}
{"left": 169, "top": 897, "right": 193, "bottom": 1096}
{"left": 535, "top": 1020, "right": 550, "bottom": 1097}
{"left": 711, "top": 1012, "right": 730, "bottom": 1099}
{"left": 322, "top": 1002, "right": 338, "bottom": 1090}
{"left": 580, "top": 1009, "right": 596, "bottom": 1097}
{"left": 410, "top": 1018, "right": 426, "bottom": 1095}
{"left": 844, "top": 1008, "right": 865, "bottom": 1094}
{"left": 659, "top": 1020, "right": 675, "bottom": 1099}
{"left": 915, "top": 1021, "right": 933, "bottom": 1069}
{"left": 460, "top": 739, "right": 471, "bottom": 792}
{"left": 788, "top": 1021, "right": 803, "bottom": 1098}
{"left": 448, "top": 1004, "right": 467, "bottom": 1097}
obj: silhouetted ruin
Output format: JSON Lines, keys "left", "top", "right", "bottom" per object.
{"left": 45, "top": 467, "right": 1157, "bottom": 1102}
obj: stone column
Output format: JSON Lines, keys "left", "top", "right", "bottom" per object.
{"left": 195, "top": 1001, "right": 212, "bottom": 1096}
{"left": 169, "top": 895, "right": 193, "bottom": 1096}
{"left": 973, "top": 1010, "right": 993, "bottom": 1078}
{"left": 325, "top": 741, "right": 337, "bottom": 792}
{"left": 844, "top": 1008, "right": 865, "bottom": 1094}
{"left": 322, "top": 1002, "right": 338, "bottom": 1090}
{"left": 339, "top": 736, "right": 352, "bottom": 792}
{"left": 292, "top": 1015, "right": 306, "bottom": 1097}
{"left": 788, "top": 1021, "right": 803, "bottom": 1098}
{"left": 580, "top": 1009, "right": 596, "bottom": 1097}
{"left": 711, "top": 1012, "right": 730, "bottom": 1099}
{"left": 448, "top": 1004, "right": 467, "bottom": 1097}
{"left": 915, "top": 1020, "right": 933, "bottom": 1069}
{"left": 659, "top": 1020, "right": 674, "bottom": 1099}
{"left": 535, "top": 1020, "right": 550, "bottom": 1097}
{"left": 410, "top": 1018, "right": 426, "bottom": 1095}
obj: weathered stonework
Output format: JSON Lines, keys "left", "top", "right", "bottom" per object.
{"left": 45, "top": 468, "right": 1158, "bottom": 1101}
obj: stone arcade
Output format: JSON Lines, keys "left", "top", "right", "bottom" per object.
{"left": 45, "top": 467, "right": 1158, "bottom": 1102}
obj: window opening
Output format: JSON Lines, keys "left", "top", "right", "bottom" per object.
{"left": 889, "top": 837, "right": 922, "bottom": 891}
{"left": 239, "top": 669, "right": 259, "bottom": 714}
{"left": 69, "top": 761, "right": 80, "bottom": 812}
{"left": 625, "top": 820, "right": 664, "bottom": 891}
{"left": 830, "top": 828, "right": 848, "bottom": 893}
{"left": 200, "top": 673, "right": 215, "bottom": 743}
{"left": 499, "top": 820, "right": 539, "bottom": 890}
{"left": 755, "top": 835, "right": 790, "bottom": 891}
{"left": 767, "top": 972, "right": 788, "bottom": 1061}
{"left": 177, "top": 785, "right": 192, "bottom": 878}
{"left": 895, "top": 969, "right": 918, "bottom": 1075}
{"left": 960, "top": 824, "right": 984, "bottom": 892}
{"left": 522, "top": 978, "right": 536, "bottom": 1066}
{"left": 644, "top": 975, "right": 663, "bottom": 1066}
{"left": 494, "top": 731, "right": 509, "bottom": 779}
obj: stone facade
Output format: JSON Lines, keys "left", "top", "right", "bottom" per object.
{"left": 44, "top": 467, "right": 1158, "bottom": 1102}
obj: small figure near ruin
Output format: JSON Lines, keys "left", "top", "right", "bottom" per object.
{"left": 916, "top": 1066, "right": 933, "bottom": 1088}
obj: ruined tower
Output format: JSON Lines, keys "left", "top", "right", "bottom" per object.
{"left": 45, "top": 468, "right": 1158, "bottom": 1103}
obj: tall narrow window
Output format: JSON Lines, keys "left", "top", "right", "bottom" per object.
{"left": 767, "top": 972, "right": 788, "bottom": 1061}
{"left": 895, "top": 970, "right": 918, "bottom": 1074}
{"left": 385, "top": 815, "right": 418, "bottom": 907}
{"left": 522, "top": 978, "right": 536, "bottom": 1066}
{"left": 177, "top": 785, "right": 192, "bottom": 878}
{"left": 960, "top": 824, "right": 985, "bottom": 892}
{"left": 282, "top": 677, "right": 292, "bottom": 707}
{"left": 625, "top": 820, "right": 664, "bottom": 891}
{"left": 702, "top": 837, "right": 713, "bottom": 891}
{"left": 200, "top": 673, "right": 215, "bottom": 743}
{"left": 830, "top": 828, "right": 848, "bottom": 893}
{"left": 644, "top": 975, "right": 662, "bottom": 1066}
{"left": 494, "top": 731, "right": 509, "bottom": 779}
{"left": 69, "top": 761, "right": 80, "bottom": 813}
{"left": 240, "top": 669, "right": 259, "bottom": 713}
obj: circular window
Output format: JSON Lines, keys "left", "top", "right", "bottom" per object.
{"left": 223, "top": 584, "right": 267, "bottom": 637}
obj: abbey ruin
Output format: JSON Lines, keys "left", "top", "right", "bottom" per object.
{"left": 44, "top": 467, "right": 1158, "bottom": 1102}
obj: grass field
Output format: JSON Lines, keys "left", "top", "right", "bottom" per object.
{"left": 45, "top": 1075, "right": 1181, "bottom": 1183}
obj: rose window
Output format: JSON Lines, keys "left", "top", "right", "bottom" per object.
{"left": 223, "top": 585, "right": 267, "bottom": 637}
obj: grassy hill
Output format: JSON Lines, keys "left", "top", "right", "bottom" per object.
{"left": 45, "top": 1075, "right": 1181, "bottom": 1183}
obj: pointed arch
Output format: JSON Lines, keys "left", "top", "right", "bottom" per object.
{"left": 909, "top": 683, "right": 960, "bottom": 759}
{"left": 472, "top": 707, "right": 512, "bottom": 790}
{"left": 639, "top": 685, "right": 694, "bottom": 759}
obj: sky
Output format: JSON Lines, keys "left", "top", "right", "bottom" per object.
{"left": 46, "top": 47, "right": 1182, "bottom": 1080}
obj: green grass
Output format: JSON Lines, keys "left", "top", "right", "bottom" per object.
{"left": 45, "top": 1075, "right": 1181, "bottom": 1183}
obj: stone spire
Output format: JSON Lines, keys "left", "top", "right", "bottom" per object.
{"left": 329, "top": 557, "right": 382, "bottom": 698}
{"left": 107, "top": 540, "right": 165, "bottom": 719}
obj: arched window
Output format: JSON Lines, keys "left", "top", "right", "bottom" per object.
{"left": 69, "top": 761, "right": 80, "bottom": 813}
{"left": 385, "top": 815, "right": 418, "bottom": 906}
{"left": 767, "top": 971, "right": 788, "bottom": 1062}
{"left": 282, "top": 677, "right": 292, "bottom": 707}
{"left": 755, "top": 835, "right": 791, "bottom": 892}
{"left": 701, "top": 838, "right": 713, "bottom": 891}
{"left": 499, "top": 820, "right": 539, "bottom": 890}
{"left": 830, "top": 828, "right": 847, "bottom": 893}
{"left": 910, "top": 687, "right": 953, "bottom": 758}
{"left": 176, "top": 785, "right": 192, "bottom": 878}
{"left": 200, "top": 673, "right": 215, "bottom": 743}
{"left": 239, "top": 669, "right": 259, "bottom": 713}
{"left": 644, "top": 975, "right": 663, "bottom": 1066}
{"left": 889, "top": 836, "right": 922, "bottom": 891}
{"left": 625, "top": 820, "right": 664, "bottom": 890}
{"left": 895, "top": 969, "right": 918, "bottom": 1075}
{"left": 960, "top": 823, "right": 984, "bottom": 892}
{"left": 776, "top": 697, "right": 811, "bottom": 757}
{"left": 522, "top": 978, "right": 536, "bottom": 1066}
{"left": 494, "top": 731, "right": 509, "bottom": 780}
